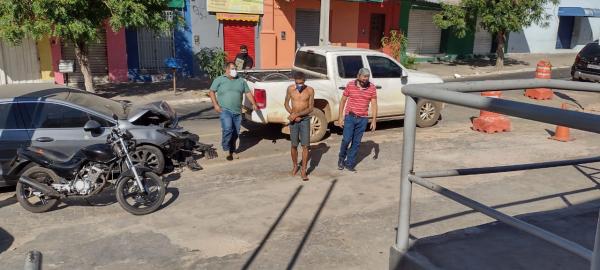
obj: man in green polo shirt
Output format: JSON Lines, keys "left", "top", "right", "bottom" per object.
{"left": 209, "top": 62, "right": 258, "bottom": 161}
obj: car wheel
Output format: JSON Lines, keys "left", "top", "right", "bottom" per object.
{"left": 309, "top": 109, "right": 328, "bottom": 143}
{"left": 130, "top": 145, "right": 165, "bottom": 174}
{"left": 416, "top": 99, "right": 442, "bottom": 128}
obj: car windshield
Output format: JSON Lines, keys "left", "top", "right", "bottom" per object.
{"left": 65, "top": 91, "right": 128, "bottom": 119}
{"left": 580, "top": 42, "right": 600, "bottom": 57}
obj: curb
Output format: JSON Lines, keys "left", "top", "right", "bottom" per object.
{"left": 440, "top": 65, "right": 571, "bottom": 80}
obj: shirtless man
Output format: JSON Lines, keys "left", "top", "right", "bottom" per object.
{"left": 284, "top": 72, "right": 315, "bottom": 181}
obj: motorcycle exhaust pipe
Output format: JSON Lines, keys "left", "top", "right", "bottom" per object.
{"left": 19, "top": 176, "right": 61, "bottom": 198}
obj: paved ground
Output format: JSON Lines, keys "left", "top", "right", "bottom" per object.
{"left": 2, "top": 71, "right": 600, "bottom": 269}
{"left": 417, "top": 53, "right": 576, "bottom": 80}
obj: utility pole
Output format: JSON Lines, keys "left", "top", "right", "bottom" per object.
{"left": 319, "top": 0, "right": 330, "bottom": 46}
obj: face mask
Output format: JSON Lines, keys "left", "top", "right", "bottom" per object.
{"left": 359, "top": 80, "right": 370, "bottom": 88}
{"left": 229, "top": 69, "right": 237, "bottom": 77}
{"left": 296, "top": 83, "right": 305, "bottom": 92}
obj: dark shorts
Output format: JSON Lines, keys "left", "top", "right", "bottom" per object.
{"left": 290, "top": 116, "right": 311, "bottom": 147}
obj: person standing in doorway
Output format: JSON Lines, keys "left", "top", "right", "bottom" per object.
{"left": 337, "top": 68, "right": 377, "bottom": 172}
{"left": 209, "top": 62, "right": 258, "bottom": 161}
{"left": 284, "top": 72, "right": 314, "bottom": 181}
{"left": 234, "top": 45, "right": 254, "bottom": 70}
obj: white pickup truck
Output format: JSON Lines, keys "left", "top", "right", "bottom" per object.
{"left": 242, "top": 46, "right": 444, "bottom": 142}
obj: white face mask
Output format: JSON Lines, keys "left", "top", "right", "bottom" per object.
{"left": 229, "top": 69, "right": 237, "bottom": 77}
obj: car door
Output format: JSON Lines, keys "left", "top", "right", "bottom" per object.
{"left": 334, "top": 54, "right": 385, "bottom": 116}
{"left": 366, "top": 55, "right": 406, "bottom": 116}
{"left": 20, "top": 101, "right": 112, "bottom": 158}
{"left": 0, "top": 101, "right": 31, "bottom": 181}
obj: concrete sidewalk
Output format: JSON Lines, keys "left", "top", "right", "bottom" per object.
{"left": 416, "top": 53, "right": 577, "bottom": 80}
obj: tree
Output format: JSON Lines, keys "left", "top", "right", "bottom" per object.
{"left": 0, "top": 0, "right": 171, "bottom": 92}
{"left": 433, "top": 0, "right": 558, "bottom": 69}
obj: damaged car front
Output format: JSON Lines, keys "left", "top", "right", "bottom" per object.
{"left": 65, "top": 90, "right": 216, "bottom": 173}
{"left": 126, "top": 101, "right": 217, "bottom": 172}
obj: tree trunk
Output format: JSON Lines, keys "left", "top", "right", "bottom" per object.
{"left": 495, "top": 31, "right": 506, "bottom": 70}
{"left": 73, "top": 41, "right": 95, "bottom": 92}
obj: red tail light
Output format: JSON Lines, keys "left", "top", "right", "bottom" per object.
{"left": 254, "top": 89, "right": 266, "bottom": 109}
{"left": 575, "top": 53, "right": 581, "bottom": 63}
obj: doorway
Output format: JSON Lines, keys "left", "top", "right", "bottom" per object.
{"left": 295, "top": 10, "right": 320, "bottom": 49}
{"left": 369, "top": 14, "right": 386, "bottom": 49}
{"left": 556, "top": 16, "right": 574, "bottom": 49}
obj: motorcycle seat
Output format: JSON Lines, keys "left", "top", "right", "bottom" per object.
{"left": 18, "top": 147, "right": 84, "bottom": 178}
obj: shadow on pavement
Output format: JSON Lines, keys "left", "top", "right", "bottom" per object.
{"left": 411, "top": 163, "right": 600, "bottom": 229}
{"left": 95, "top": 78, "right": 211, "bottom": 99}
{"left": 405, "top": 200, "right": 600, "bottom": 270}
{"left": 242, "top": 185, "right": 304, "bottom": 270}
{"left": 307, "top": 143, "right": 330, "bottom": 175}
{"left": 237, "top": 121, "right": 286, "bottom": 154}
{"left": 401, "top": 164, "right": 600, "bottom": 269}
{"left": 554, "top": 91, "right": 585, "bottom": 110}
{"left": 355, "top": 140, "right": 379, "bottom": 166}
{"left": 287, "top": 179, "right": 337, "bottom": 270}
{"left": 0, "top": 227, "right": 13, "bottom": 254}
{"left": 0, "top": 186, "right": 17, "bottom": 209}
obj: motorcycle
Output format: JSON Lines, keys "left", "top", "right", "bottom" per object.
{"left": 12, "top": 118, "right": 166, "bottom": 215}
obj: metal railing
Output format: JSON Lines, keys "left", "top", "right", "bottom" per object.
{"left": 389, "top": 79, "right": 600, "bottom": 270}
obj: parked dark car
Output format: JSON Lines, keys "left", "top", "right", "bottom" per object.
{"left": 572, "top": 41, "right": 600, "bottom": 82}
{"left": 0, "top": 84, "right": 203, "bottom": 187}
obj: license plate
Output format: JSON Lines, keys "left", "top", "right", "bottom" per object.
{"left": 588, "top": 64, "right": 600, "bottom": 70}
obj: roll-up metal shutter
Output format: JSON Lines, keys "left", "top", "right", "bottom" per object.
{"left": 473, "top": 18, "right": 493, "bottom": 55}
{"left": 295, "top": 10, "right": 320, "bottom": 48}
{"left": 0, "top": 38, "right": 41, "bottom": 85}
{"left": 61, "top": 30, "right": 108, "bottom": 85}
{"left": 407, "top": 9, "right": 442, "bottom": 54}
{"left": 223, "top": 21, "right": 256, "bottom": 62}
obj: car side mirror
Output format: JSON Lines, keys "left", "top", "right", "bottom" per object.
{"left": 83, "top": 120, "right": 102, "bottom": 133}
{"left": 401, "top": 70, "right": 408, "bottom": 79}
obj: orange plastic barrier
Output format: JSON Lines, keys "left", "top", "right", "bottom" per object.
{"left": 472, "top": 91, "right": 512, "bottom": 133}
{"left": 525, "top": 60, "right": 554, "bottom": 100}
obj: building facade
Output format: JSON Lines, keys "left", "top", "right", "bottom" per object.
{"left": 508, "top": 0, "right": 600, "bottom": 53}
{"left": 259, "top": 0, "right": 401, "bottom": 69}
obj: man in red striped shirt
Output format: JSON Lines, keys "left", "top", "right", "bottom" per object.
{"left": 337, "top": 68, "right": 378, "bottom": 172}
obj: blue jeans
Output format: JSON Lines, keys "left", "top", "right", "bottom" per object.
{"left": 220, "top": 109, "right": 242, "bottom": 152}
{"left": 339, "top": 114, "right": 368, "bottom": 168}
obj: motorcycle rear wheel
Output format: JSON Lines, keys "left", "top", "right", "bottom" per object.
{"left": 16, "top": 166, "right": 60, "bottom": 213}
{"left": 115, "top": 172, "right": 165, "bottom": 215}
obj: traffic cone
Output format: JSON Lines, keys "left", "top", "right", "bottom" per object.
{"left": 549, "top": 103, "right": 574, "bottom": 142}
{"left": 472, "top": 91, "right": 512, "bottom": 133}
{"left": 525, "top": 60, "right": 554, "bottom": 100}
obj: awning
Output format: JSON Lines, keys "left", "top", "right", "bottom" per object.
{"left": 558, "top": 7, "right": 600, "bottom": 17}
{"left": 168, "top": 0, "right": 184, "bottom": 9}
{"left": 216, "top": 13, "right": 260, "bottom": 22}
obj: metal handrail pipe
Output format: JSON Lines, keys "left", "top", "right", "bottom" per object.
{"left": 415, "top": 156, "right": 600, "bottom": 178}
{"left": 403, "top": 79, "right": 600, "bottom": 93}
{"left": 408, "top": 174, "right": 593, "bottom": 261}
{"left": 401, "top": 87, "right": 600, "bottom": 134}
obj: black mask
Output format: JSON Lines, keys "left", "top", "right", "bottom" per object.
{"left": 358, "top": 80, "right": 370, "bottom": 88}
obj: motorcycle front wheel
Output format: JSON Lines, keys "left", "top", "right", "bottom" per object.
{"left": 115, "top": 172, "right": 165, "bottom": 215}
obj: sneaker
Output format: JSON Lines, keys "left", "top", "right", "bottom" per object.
{"left": 230, "top": 152, "right": 240, "bottom": 159}
{"left": 337, "top": 159, "right": 345, "bottom": 170}
{"left": 345, "top": 165, "right": 357, "bottom": 173}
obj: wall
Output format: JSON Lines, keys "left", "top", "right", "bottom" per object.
{"left": 189, "top": 0, "right": 223, "bottom": 50}
{"left": 36, "top": 36, "right": 54, "bottom": 81}
{"left": 508, "top": 0, "right": 600, "bottom": 53}
{"left": 260, "top": 0, "right": 400, "bottom": 69}
{"left": 105, "top": 27, "right": 128, "bottom": 82}
{"left": 174, "top": 0, "right": 195, "bottom": 77}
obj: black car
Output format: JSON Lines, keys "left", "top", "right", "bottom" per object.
{"left": 0, "top": 84, "right": 209, "bottom": 187}
{"left": 572, "top": 41, "right": 600, "bottom": 82}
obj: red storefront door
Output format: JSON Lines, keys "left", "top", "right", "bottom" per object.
{"left": 223, "top": 21, "right": 256, "bottom": 63}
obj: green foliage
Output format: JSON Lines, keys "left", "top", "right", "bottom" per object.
{"left": 381, "top": 30, "right": 408, "bottom": 61}
{"left": 195, "top": 48, "right": 228, "bottom": 80}
{"left": 0, "top": 0, "right": 171, "bottom": 44}
{"left": 433, "top": 0, "right": 559, "bottom": 39}
{"left": 401, "top": 55, "right": 417, "bottom": 70}
{"left": 381, "top": 30, "right": 416, "bottom": 69}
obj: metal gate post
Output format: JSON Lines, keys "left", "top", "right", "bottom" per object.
{"left": 390, "top": 96, "right": 418, "bottom": 269}
{"left": 591, "top": 209, "right": 600, "bottom": 270}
